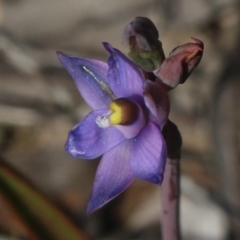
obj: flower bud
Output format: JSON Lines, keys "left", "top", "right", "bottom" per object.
{"left": 154, "top": 38, "right": 204, "bottom": 89}
{"left": 122, "top": 16, "right": 165, "bottom": 72}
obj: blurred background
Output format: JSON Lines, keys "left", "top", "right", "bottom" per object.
{"left": 0, "top": 0, "right": 240, "bottom": 239}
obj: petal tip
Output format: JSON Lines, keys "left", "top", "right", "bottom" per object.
{"left": 56, "top": 50, "right": 63, "bottom": 56}
{"left": 56, "top": 51, "right": 70, "bottom": 65}
{"left": 86, "top": 196, "right": 107, "bottom": 215}
{"left": 152, "top": 174, "right": 163, "bottom": 184}
{"left": 143, "top": 174, "right": 163, "bottom": 185}
{"left": 86, "top": 207, "right": 95, "bottom": 216}
{"left": 191, "top": 37, "right": 204, "bottom": 48}
{"left": 102, "top": 42, "right": 114, "bottom": 54}
{"left": 56, "top": 50, "right": 65, "bottom": 58}
{"left": 86, "top": 203, "right": 100, "bottom": 216}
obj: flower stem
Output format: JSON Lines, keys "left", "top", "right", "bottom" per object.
{"left": 161, "top": 158, "right": 181, "bottom": 240}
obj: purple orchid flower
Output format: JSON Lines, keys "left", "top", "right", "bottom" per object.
{"left": 57, "top": 43, "right": 169, "bottom": 214}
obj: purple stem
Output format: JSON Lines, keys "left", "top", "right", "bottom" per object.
{"left": 161, "top": 158, "right": 181, "bottom": 240}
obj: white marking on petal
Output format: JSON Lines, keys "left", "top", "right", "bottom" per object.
{"left": 95, "top": 111, "right": 111, "bottom": 128}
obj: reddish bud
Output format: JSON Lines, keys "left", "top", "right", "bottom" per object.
{"left": 154, "top": 38, "right": 204, "bottom": 89}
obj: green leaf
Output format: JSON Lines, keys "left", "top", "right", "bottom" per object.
{"left": 0, "top": 159, "right": 90, "bottom": 240}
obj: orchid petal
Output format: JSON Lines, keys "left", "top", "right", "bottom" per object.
{"left": 130, "top": 122, "right": 167, "bottom": 184}
{"left": 87, "top": 141, "right": 134, "bottom": 214}
{"left": 143, "top": 80, "right": 170, "bottom": 129}
{"left": 103, "top": 42, "right": 144, "bottom": 98}
{"left": 65, "top": 110, "right": 125, "bottom": 159}
{"left": 57, "top": 52, "right": 114, "bottom": 109}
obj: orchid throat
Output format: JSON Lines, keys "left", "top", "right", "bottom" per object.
{"left": 96, "top": 97, "right": 146, "bottom": 139}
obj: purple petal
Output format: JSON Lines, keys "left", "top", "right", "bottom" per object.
{"left": 143, "top": 80, "right": 170, "bottom": 129}
{"left": 130, "top": 122, "right": 167, "bottom": 184}
{"left": 87, "top": 140, "right": 134, "bottom": 214}
{"left": 57, "top": 52, "right": 113, "bottom": 109}
{"left": 103, "top": 42, "right": 144, "bottom": 98}
{"left": 65, "top": 110, "right": 125, "bottom": 159}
